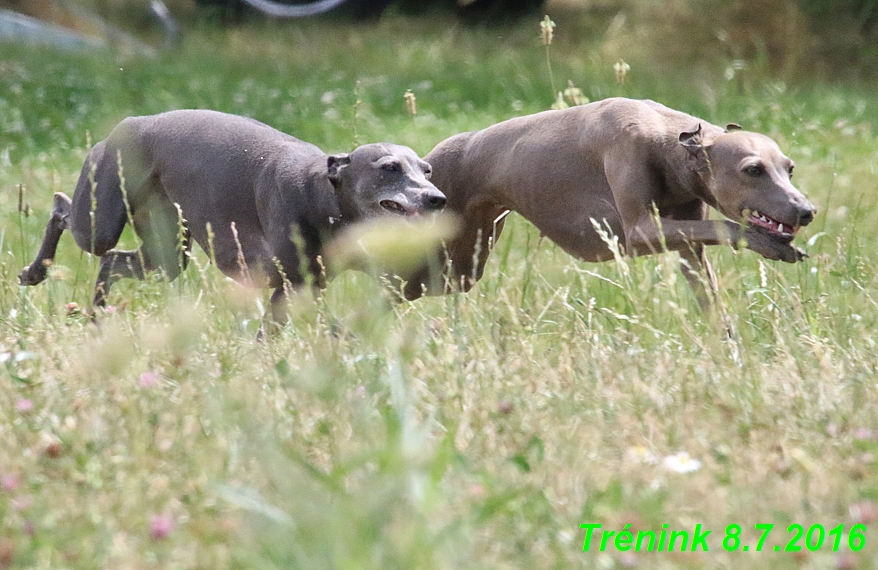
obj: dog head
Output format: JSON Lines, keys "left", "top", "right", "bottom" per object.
{"left": 680, "top": 124, "right": 816, "bottom": 242}
{"left": 326, "top": 143, "right": 446, "bottom": 222}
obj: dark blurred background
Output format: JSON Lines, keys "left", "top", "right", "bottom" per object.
{"left": 3, "top": 0, "right": 878, "bottom": 79}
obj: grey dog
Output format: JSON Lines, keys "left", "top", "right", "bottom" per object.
{"left": 404, "top": 98, "right": 816, "bottom": 310}
{"left": 19, "top": 110, "right": 446, "bottom": 324}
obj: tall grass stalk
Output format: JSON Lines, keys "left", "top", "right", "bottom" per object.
{"left": 540, "top": 15, "right": 557, "bottom": 100}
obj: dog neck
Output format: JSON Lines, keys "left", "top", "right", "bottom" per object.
{"left": 304, "top": 159, "right": 351, "bottom": 233}
{"left": 691, "top": 168, "right": 720, "bottom": 210}
{"left": 661, "top": 138, "right": 720, "bottom": 211}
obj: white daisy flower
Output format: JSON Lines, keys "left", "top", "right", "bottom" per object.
{"left": 663, "top": 452, "right": 702, "bottom": 473}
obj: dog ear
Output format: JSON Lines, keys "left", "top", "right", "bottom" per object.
{"left": 327, "top": 154, "right": 351, "bottom": 183}
{"left": 725, "top": 123, "right": 743, "bottom": 132}
{"left": 679, "top": 124, "right": 710, "bottom": 172}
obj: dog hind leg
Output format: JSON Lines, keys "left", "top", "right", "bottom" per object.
{"left": 19, "top": 192, "right": 73, "bottom": 286}
{"left": 93, "top": 192, "right": 190, "bottom": 308}
{"left": 93, "top": 248, "right": 148, "bottom": 307}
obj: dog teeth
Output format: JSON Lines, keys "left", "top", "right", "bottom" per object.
{"left": 381, "top": 200, "right": 409, "bottom": 215}
{"left": 749, "top": 210, "right": 796, "bottom": 236}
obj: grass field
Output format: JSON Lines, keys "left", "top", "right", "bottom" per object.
{"left": 2, "top": 9, "right": 878, "bottom": 569}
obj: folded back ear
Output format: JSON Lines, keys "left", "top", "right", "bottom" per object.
{"left": 725, "top": 123, "right": 743, "bottom": 132}
{"left": 679, "top": 123, "right": 710, "bottom": 172}
{"left": 327, "top": 154, "right": 351, "bottom": 183}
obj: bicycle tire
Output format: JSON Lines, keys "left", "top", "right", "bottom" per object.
{"left": 239, "top": 0, "right": 348, "bottom": 18}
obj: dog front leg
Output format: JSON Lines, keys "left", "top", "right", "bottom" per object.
{"left": 628, "top": 218, "right": 806, "bottom": 262}
{"left": 253, "top": 287, "right": 288, "bottom": 341}
{"left": 258, "top": 283, "right": 309, "bottom": 340}
{"left": 268, "top": 286, "right": 290, "bottom": 328}
{"left": 679, "top": 245, "right": 734, "bottom": 336}
{"left": 678, "top": 245, "right": 717, "bottom": 314}
{"left": 741, "top": 226, "right": 808, "bottom": 262}
{"left": 628, "top": 218, "right": 741, "bottom": 256}
{"left": 633, "top": 221, "right": 740, "bottom": 333}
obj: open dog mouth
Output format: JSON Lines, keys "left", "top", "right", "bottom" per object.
{"left": 747, "top": 210, "right": 798, "bottom": 241}
{"left": 380, "top": 200, "right": 416, "bottom": 216}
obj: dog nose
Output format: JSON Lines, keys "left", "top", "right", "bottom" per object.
{"left": 797, "top": 204, "right": 816, "bottom": 226}
{"left": 423, "top": 193, "right": 447, "bottom": 211}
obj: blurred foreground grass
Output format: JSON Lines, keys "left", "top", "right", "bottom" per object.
{"left": 2, "top": 12, "right": 878, "bottom": 569}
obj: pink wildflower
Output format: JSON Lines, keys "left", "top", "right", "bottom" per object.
{"left": 0, "top": 473, "right": 20, "bottom": 492}
{"left": 149, "top": 514, "right": 175, "bottom": 540}
{"left": 850, "top": 500, "right": 878, "bottom": 524}
{"left": 139, "top": 371, "right": 159, "bottom": 389}
{"left": 854, "top": 427, "right": 874, "bottom": 440}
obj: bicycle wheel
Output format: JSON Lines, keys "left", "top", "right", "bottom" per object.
{"left": 239, "top": 0, "right": 348, "bottom": 18}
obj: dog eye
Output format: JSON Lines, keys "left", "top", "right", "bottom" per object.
{"left": 788, "top": 165, "right": 794, "bottom": 178}
{"left": 743, "top": 164, "right": 764, "bottom": 177}
{"left": 381, "top": 161, "right": 402, "bottom": 172}
{"left": 423, "top": 166, "right": 432, "bottom": 179}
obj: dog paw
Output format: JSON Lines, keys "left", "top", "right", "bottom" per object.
{"left": 789, "top": 244, "right": 808, "bottom": 263}
{"left": 743, "top": 228, "right": 807, "bottom": 263}
{"left": 18, "top": 264, "right": 48, "bottom": 286}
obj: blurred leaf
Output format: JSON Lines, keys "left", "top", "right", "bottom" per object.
{"left": 215, "top": 483, "right": 293, "bottom": 525}
{"left": 326, "top": 214, "right": 459, "bottom": 278}
{"left": 275, "top": 357, "right": 291, "bottom": 379}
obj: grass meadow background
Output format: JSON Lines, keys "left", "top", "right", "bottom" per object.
{"left": 3, "top": 2, "right": 878, "bottom": 568}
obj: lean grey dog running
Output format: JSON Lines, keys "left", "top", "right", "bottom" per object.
{"left": 19, "top": 109, "right": 446, "bottom": 325}
{"left": 403, "top": 97, "right": 816, "bottom": 311}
